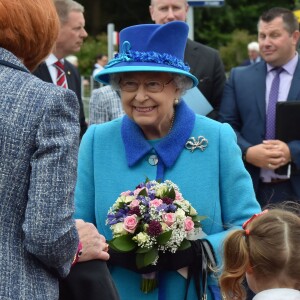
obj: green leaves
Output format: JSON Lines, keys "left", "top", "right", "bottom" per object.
{"left": 135, "top": 230, "right": 172, "bottom": 268}
{"left": 109, "top": 234, "right": 136, "bottom": 252}
{"left": 138, "top": 188, "right": 148, "bottom": 197}
{"left": 167, "top": 187, "right": 176, "bottom": 200}
{"left": 157, "top": 230, "right": 172, "bottom": 245}
{"left": 192, "top": 215, "right": 207, "bottom": 222}
{"left": 178, "top": 239, "right": 191, "bottom": 251}
{"left": 136, "top": 248, "right": 158, "bottom": 269}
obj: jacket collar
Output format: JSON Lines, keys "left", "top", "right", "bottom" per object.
{"left": 0, "top": 47, "right": 29, "bottom": 73}
{"left": 122, "top": 101, "right": 195, "bottom": 168}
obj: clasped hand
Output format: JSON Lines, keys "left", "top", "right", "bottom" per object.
{"left": 246, "top": 140, "right": 291, "bottom": 170}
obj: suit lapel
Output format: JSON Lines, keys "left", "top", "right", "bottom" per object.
{"left": 184, "top": 39, "right": 198, "bottom": 75}
{"left": 34, "top": 63, "right": 52, "bottom": 83}
{"left": 253, "top": 62, "right": 267, "bottom": 121}
{"left": 64, "top": 61, "right": 76, "bottom": 92}
{"left": 288, "top": 57, "right": 300, "bottom": 100}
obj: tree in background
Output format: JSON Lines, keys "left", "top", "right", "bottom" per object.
{"left": 76, "top": 33, "right": 108, "bottom": 77}
{"left": 219, "top": 29, "right": 257, "bottom": 72}
{"left": 193, "top": 0, "right": 295, "bottom": 70}
{"left": 77, "top": 0, "right": 296, "bottom": 75}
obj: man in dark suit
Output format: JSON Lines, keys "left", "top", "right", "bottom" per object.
{"left": 149, "top": 0, "right": 226, "bottom": 120}
{"left": 219, "top": 7, "right": 300, "bottom": 208}
{"left": 33, "top": 0, "right": 88, "bottom": 138}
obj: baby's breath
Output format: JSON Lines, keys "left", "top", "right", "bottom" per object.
{"left": 106, "top": 179, "right": 202, "bottom": 267}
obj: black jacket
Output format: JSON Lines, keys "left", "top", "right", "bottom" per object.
{"left": 33, "top": 60, "right": 87, "bottom": 138}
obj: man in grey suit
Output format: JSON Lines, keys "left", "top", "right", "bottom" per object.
{"left": 33, "top": 0, "right": 88, "bottom": 139}
{"left": 219, "top": 7, "right": 300, "bottom": 208}
{"left": 149, "top": 0, "right": 226, "bottom": 119}
{"left": 89, "top": 85, "right": 124, "bottom": 125}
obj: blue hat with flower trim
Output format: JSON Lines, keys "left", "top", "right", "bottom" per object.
{"left": 94, "top": 21, "right": 198, "bottom": 88}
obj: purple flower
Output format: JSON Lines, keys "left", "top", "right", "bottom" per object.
{"left": 106, "top": 215, "right": 119, "bottom": 225}
{"left": 140, "top": 198, "right": 150, "bottom": 207}
{"left": 143, "top": 213, "right": 151, "bottom": 223}
{"left": 157, "top": 203, "right": 168, "bottom": 212}
{"left": 148, "top": 191, "right": 157, "bottom": 200}
{"left": 147, "top": 220, "right": 162, "bottom": 236}
{"left": 129, "top": 206, "right": 141, "bottom": 216}
{"left": 135, "top": 183, "right": 144, "bottom": 189}
{"left": 115, "top": 209, "right": 127, "bottom": 218}
{"left": 162, "top": 197, "right": 173, "bottom": 205}
{"left": 168, "top": 204, "right": 177, "bottom": 212}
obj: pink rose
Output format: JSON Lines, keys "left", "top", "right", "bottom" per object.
{"left": 123, "top": 215, "right": 138, "bottom": 233}
{"left": 163, "top": 213, "right": 176, "bottom": 226}
{"left": 129, "top": 199, "right": 140, "bottom": 209}
{"left": 121, "top": 190, "right": 131, "bottom": 196}
{"left": 184, "top": 217, "right": 194, "bottom": 232}
{"left": 133, "top": 187, "right": 145, "bottom": 195}
{"left": 150, "top": 199, "right": 163, "bottom": 207}
{"left": 175, "top": 191, "right": 183, "bottom": 200}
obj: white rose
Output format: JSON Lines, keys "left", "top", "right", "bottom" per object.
{"left": 115, "top": 196, "right": 125, "bottom": 205}
{"left": 155, "top": 186, "right": 168, "bottom": 198}
{"left": 111, "top": 223, "right": 127, "bottom": 236}
{"left": 133, "top": 232, "right": 149, "bottom": 244}
{"left": 160, "top": 222, "right": 169, "bottom": 231}
{"left": 189, "top": 206, "right": 197, "bottom": 216}
{"left": 124, "top": 195, "right": 135, "bottom": 203}
{"left": 175, "top": 208, "right": 185, "bottom": 219}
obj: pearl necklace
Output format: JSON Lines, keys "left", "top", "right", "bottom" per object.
{"left": 168, "top": 111, "right": 175, "bottom": 134}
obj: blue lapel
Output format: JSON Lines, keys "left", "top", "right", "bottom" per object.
{"left": 122, "top": 101, "right": 196, "bottom": 168}
{"left": 288, "top": 55, "right": 300, "bottom": 101}
{"left": 253, "top": 61, "right": 267, "bottom": 121}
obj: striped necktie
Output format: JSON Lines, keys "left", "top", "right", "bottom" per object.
{"left": 265, "top": 67, "right": 283, "bottom": 140}
{"left": 54, "top": 61, "right": 67, "bottom": 88}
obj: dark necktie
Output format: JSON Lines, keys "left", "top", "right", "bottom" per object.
{"left": 54, "top": 61, "right": 67, "bottom": 88}
{"left": 265, "top": 67, "right": 283, "bottom": 140}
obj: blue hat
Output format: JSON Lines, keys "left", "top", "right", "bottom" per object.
{"left": 94, "top": 21, "right": 198, "bottom": 88}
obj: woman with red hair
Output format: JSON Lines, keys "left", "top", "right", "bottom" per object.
{"left": 0, "top": 0, "right": 80, "bottom": 299}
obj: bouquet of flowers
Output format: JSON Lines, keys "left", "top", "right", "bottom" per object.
{"left": 106, "top": 179, "right": 206, "bottom": 293}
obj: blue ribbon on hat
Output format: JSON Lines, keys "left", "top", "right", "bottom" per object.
{"left": 106, "top": 40, "right": 190, "bottom": 72}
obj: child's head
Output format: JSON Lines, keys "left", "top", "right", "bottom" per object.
{"left": 220, "top": 206, "right": 300, "bottom": 299}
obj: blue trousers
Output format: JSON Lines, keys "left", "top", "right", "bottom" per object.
{"left": 257, "top": 180, "right": 297, "bottom": 209}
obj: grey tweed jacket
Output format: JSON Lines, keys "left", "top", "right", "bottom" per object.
{"left": 89, "top": 85, "right": 124, "bottom": 125}
{"left": 0, "top": 48, "right": 80, "bottom": 299}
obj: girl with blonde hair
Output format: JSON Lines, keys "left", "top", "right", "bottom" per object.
{"left": 220, "top": 206, "right": 300, "bottom": 300}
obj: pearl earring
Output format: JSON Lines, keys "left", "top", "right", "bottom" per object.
{"left": 174, "top": 98, "right": 179, "bottom": 105}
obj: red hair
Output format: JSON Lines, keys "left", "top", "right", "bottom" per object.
{"left": 0, "top": 0, "right": 59, "bottom": 71}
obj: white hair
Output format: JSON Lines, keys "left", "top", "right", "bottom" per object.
{"left": 247, "top": 41, "right": 259, "bottom": 52}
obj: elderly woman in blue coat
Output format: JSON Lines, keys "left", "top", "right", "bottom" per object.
{"left": 74, "top": 21, "right": 261, "bottom": 300}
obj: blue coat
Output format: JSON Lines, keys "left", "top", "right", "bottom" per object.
{"left": 75, "top": 101, "right": 260, "bottom": 300}
{"left": 219, "top": 60, "right": 300, "bottom": 198}
{"left": 0, "top": 48, "right": 80, "bottom": 299}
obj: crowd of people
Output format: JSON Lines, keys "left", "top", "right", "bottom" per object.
{"left": 1, "top": 0, "right": 300, "bottom": 299}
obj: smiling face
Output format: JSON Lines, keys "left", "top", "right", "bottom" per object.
{"left": 119, "top": 72, "right": 180, "bottom": 140}
{"left": 54, "top": 11, "right": 88, "bottom": 58}
{"left": 149, "top": 0, "right": 188, "bottom": 24}
{"left": 258, "top": 16, "right": 299, "bottom": 67}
